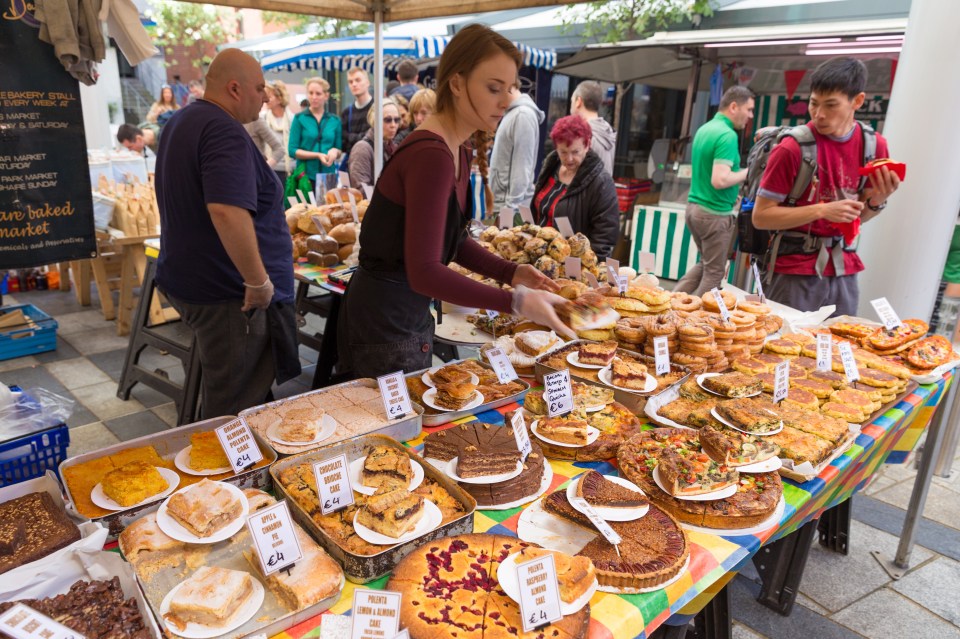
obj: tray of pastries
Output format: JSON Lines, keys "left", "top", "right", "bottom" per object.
{"left": 60, "top": 416, "right": 275, "bottom": 538}
{"left": 0, "top": 477, "right": 84, "bottom": 577}
{"left": 405, "top": 359, "right": 529, "bottom": 426}
{"left": 240, "top": 378, "right": 423, "bottom": 455}
{"left": 119, "top": 487, "right": 344, "bottom": 639}
{"left": 271, "top": 434, "right": 476, "bottom": 583}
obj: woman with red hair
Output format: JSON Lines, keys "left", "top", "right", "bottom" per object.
{"left": 532, "top": 115, "right": 619, "bottom": 258}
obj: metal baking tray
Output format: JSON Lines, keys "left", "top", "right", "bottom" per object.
{"left": 239, "top": 378, "right": 424, "bottom": 455}
{"left": 271, "top": 434, "right": 477, "bottom": 583}
{"left": 131, "top": 489, "right": 343, "bottom": 639}
{"left": 59, "top": 416, "right": 276, "bottom": 539}
{"left": 406, "top": 358, "right": 530, "bottom": 426}
{"left": 535, "top": 340, "right": 691, "bottom": 414}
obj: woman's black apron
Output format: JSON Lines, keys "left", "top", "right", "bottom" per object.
{"left": 338, "top": 137, "right": 471, "bottom": 378}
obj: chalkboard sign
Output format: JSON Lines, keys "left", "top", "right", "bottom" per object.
{"left": 0, "top": 10, "right": 96, "bottom": 268}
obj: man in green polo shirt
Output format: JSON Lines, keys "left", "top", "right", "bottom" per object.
{"left": 675, "top": 86, "right": 755, "bottom": 296}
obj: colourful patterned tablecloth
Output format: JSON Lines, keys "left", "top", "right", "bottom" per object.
{"left": 269, "top": 373, "right": 949, "bottom": 639}
{"left": 293, "top": 260, "right": 347, "bottom": 295}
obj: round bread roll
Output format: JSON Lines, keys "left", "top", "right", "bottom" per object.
{"left": 337, "top": 243, "right": 355, "bottom": 261}
{"left": 329, "top": 223, "right": 357, "bottom": 245}
{"left": 292, "top": 234, "right": 309, "bottom": 259}
{"left": 329, "top": 208, "right": 355, "bottom": 227}
{"left": 324, "top": 187, "right": 363, "bottom": 205}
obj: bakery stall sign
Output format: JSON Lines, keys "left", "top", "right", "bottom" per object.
{"left": 0, "top": 12, "right": 96, "bottom": 268}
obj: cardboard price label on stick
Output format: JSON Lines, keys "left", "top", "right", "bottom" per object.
{"left": 584, "top": 272, "right": 600, "bottom": 289}
{"left": 215, "top": 417, "right": 263, "bottom": 472}
{"left": 773, "top": 360, "right": 790, "bottom": 403}
{"left": 751, "top": 263, "right": 766, "bottom": 302}
{"left": 247, "top": 500, "right": 304, "bottom": 575}
{"left": 569, "top": 496, "right": 622, "bottom": 545}
{"left": 511, "top": 409, "right": 532, "bottom": 462}
{"left": 339, "top": 171, "right": 352, "bottom": 189}
{"left": 637, "top": 251, "right": 656, "bottom": 272}
{"left": 654, "top": 335, "right": 670, "bottom": 376}
{"left": 544, "top": 369, "right": 574, "bottom": 417}
{"left": 564, "top": 256, "right": 582, "bottom": 281}
{"left": 871, "top": 297, "right": 903, "bottom": 330}
{"left": 313, "top": 454, "right": 355, "bottom": 515}
{"left": 378, "top": 371, "right": 413, "bottom": 420}
{"left": 517, "top": 552, "right": 563, "bottom": 633}
{"left": 0, "top": 604, "right": 86, "bottom": 639}
{"left": 838, "top": 342, "right": 860, "bottom": 383}
{"left": 817, "top": 333, "right": 833, "bottom": 372}
{"left": 710, "top": 287, "right": 732, "bottom": 323}
{"left": 499, "top": 206, "right": 514, "bottom": 229}
{"left": 485, "top": 347, "right": 518, "bottom": 383}
{"left": 555, "top": 216, "right": 575, "bottom": 238}
{"left": 518, "top": 205, "right": 535, "bottom": 224}
{"left": 605, "top": 258, "right": 619, "bottom": 284}
{"left": 351, "top": 589, "right": 401, "bottom": 639}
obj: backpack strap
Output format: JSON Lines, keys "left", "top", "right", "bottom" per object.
{"left": 779, "top": 126, "right": 818, "bottom": 206}
{"left": 857, "top": 120, "right": 877, "bottom": 193}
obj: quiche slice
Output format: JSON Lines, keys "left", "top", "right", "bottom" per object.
{"left": 702, "top": 372, "right": 763, "bottom": 398}
{"left": 698, "top": 425, "right": 780, "bottom": 467}
{"left": 656, "top": 448, "right": 739, "bottom": 497}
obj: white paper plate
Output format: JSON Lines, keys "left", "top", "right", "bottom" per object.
{"left": 598, "top": 366, "right": 657, "bottom": 393}
{"left": 159, "top": 577, "right": 264, "bottom": 638}
{"left": 680, "top": 496, "right": 787, "bottom": 537}
{"left": 266, "top": 413, "right": 337, "bottom": 446}
{"left": 174, "top": 447, "right": 231, "bottom": 476}
{"left": 347, "top": 456, "right": 425, "bottom": 496}
{"left": 710, "top": 407, "right": 783, "bottom": 436}
{"left": 90, "top": 467, "right": 180, "bottom": 511}
{"left": 422, "top": 367, "right": 479, "bottom": 388}
{"left": 566, "top": 351, "right": 610, "bottom": 369}
{"left": 475, "top": 462, "right": 553, "bottom": 511}
{"left": 652, "top": 465, "right": 738, "bottom": 501}
{"left": 156, "top": 482, "right": 250, "bottom": 544}
{"left": 352, "top": 499, "right": 442, "bottom": 545}
{"left": 735, "top": 456, "right": 783, "bottom": 473}
{"left": 530, "top": 419, "right": 600, "bottom": 448}
{"left": 566, "top": 475, "right": 648, "bottom": 521}
{"left": 497, "top": 551, "right": 597, "bottom": 615}
{"left": 421, "top": 388, "right": 484, "bottom": 412}
{"left": 696, "top": 373, "right": 761, "bottom": 398}
{"left": 445, "top": 457, "right": 523, "bottom": 484}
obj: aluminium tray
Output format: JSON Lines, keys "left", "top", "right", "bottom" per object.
{"left": 270, "top": 433, "right": 476, "bottom": 583}
{"left": 535, "top": 340, "right": 691, "bottom": 415}
{"left": 59, "top": 416, "right": 275, "bottom": 539}
{"left": 406, "top": 358, "right": 530, "bottom": 426}
{"left": 239, "top": 378, "right": 423, "bottom": 455}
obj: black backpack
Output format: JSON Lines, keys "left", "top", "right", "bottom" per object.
{"left": 736, "top": 121, "right": 877, "bottom": 255}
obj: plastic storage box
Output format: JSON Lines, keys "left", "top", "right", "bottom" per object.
{"left": 0, "top": 304, "right": 58, "bottom": 361}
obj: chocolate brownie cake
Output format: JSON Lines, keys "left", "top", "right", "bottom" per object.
{"left": 0, "top": 492, "right": 81, "bottom": 575}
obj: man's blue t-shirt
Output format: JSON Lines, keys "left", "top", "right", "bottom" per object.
{"left": 155, "top": 100, "right": 294, "bottom": 304}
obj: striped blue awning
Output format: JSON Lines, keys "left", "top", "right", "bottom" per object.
{"left": 261, "top": 34, "right": 556, "bottom": 73}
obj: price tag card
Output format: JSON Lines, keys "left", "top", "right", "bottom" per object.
{"left": 394, "top": 631, "right": 410, "bottom": 639}
{"left": 308, "top": 191, "right": 317, "bottom": 206}
{"left": 215, "top": 417, "right": 264, "bottom": 473}
{"left": 568, "top": 496, "right": 622, "bottom": 545}
{"left": 838, "top": 342, "right": 860, "bottom": 383}
{"left": 516, "top": 552, "right": 563, "bottom": 633}
{"left": 331, "top": 188, "right": 344, "bottom": 206}
{"left": 637, "top": 251, "right": 656, "bottom": 272}
{"left": 313, "top": 454, "right": 355, "bottom": 515}
{"left": 347, "top": 190, "right": 359, "bottom": 224}
{"left": 377, "top": 371, "right": 413, "bottom": 420}
{"left": 518, "top": 205, "right": 535, "bottom": 224}
{"left": 485, "top": 347, "right": 518, "bottom": 383}
{"left": 605, "top": 258, "right": 619, "bottom": 284}
{"left": 654, "top": 335, "right": 670, "bottom": 376}
{"left": 564, "top": 257, "right": 581, "bottom": 281}
{"left": 816, "top": 333, "right": 833, "bottom": 371}
{"left": 710, "top": 287, "right": 732, "bottom": 323}
{"left": 362, "top": 184, "right": 374, "bottom": 200}
{"left": 584, "top": 272, "right": 600, "bottom": 289}
{"left": 616, "top": 275, "right": 628, "bottom": 294}
{"left": 773, "top": 360, "right": 790, "bottom": 403}
{"left": 351, "top": 589, "right": 401, "bottom": 639}
{"left": 499, "top": 206, "right": 514, "bottom": 229}
{"left": 247, "top": 500, "right": 304, "bottom": 575}
{"left": 511, "top": 409, "right": 532, "bottom": 462}
{"left": 544, "top": 369, "right": 574, "bottom": 417}
{"left": 555, "top": 216, "right": 575, "bottom": 237}
{"left": 287, "top": 196, "right": 299, "bottom": 208}
{"left": 339, "top": 171, "right": 352, "bottom": 189}
{"left": 311, "top": 215, "right": 328, "bottom": 238}
{"left": 0, "top": 604, "right": 85, "bottom": 639}
{"left": 871, "top": 297, "right": 902, "bottom": 330}
{"left": 485, "top": 309, "right": 500, "bottom": 319}
{"left": 751, "top": 263, "right": 766, "bottom": 302}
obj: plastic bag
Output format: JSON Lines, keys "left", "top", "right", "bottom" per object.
{"left": 0, "top": 386, "right": 75, "bottom": 441}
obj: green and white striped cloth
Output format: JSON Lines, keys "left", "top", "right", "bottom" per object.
{"left": 630, "top": 205, "right": 700, "bottom": 280}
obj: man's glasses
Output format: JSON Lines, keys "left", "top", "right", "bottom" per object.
{"left": 383, "top": 117, "right": 402, "bottom": 124}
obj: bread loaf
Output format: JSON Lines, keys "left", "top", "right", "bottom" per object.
{"left": 292, "top": 234, "right": 309, "bottom": 258}
{"left": 307, "top": 234, "right": 339, "bottom": 254}
{"left": 325, "top": 187, "right": 363, "bottom": 205}
{"left": 337, "top": 243, "right": 355, "bottom": 262}
{"left": 329, "top": 208, "right": 355, "bottom": 227}
{"left": 307, "top": 251, "right": 340, "bottom": 267}
{"left": 285, "top": 210, "right": 299, "bottom": 233}
{"left": 329, "top": 224, "right": 357, "bottom": 245}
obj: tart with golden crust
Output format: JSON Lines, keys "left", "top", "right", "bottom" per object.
{"left": 386, "top": 534, "right": 589, "bottom": 639}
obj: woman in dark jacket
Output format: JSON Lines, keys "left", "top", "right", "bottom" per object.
{"left": 531, "top": 115, "right": 620, "bottom": 258}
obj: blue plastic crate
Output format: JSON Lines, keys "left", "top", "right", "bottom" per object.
{"left": 0, "top": 424, "right": 70, "bottom": 487}
{"left": 0, "top": 304, "right": 58, "bottom": 361}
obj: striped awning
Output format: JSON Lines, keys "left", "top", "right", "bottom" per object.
{"left": 261, "top": 34, "right": 556, "bottom": 73}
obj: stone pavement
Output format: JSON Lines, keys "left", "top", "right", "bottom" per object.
{"left": 1, "top": 286, "right": 958, "bottom": 638}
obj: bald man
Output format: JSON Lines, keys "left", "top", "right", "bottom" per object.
{"left": 155, "top": 48, "right": 299, "bottom": 419}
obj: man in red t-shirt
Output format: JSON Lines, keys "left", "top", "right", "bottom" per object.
{"left": 754, "top": 57, "right": 901, "bottom": 316}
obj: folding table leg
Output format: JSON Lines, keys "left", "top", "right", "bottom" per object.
{"left": 752, "top": 518, "right": 819, "bottom": 615}
{"left": 817, "top": 499, "right": 851, "bottom": 555}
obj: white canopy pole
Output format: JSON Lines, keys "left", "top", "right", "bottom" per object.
{"left": 373, "top": 8, "right": 384, "bottom": 182}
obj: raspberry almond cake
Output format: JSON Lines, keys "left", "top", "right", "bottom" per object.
{"left": 386, "top": 534, "right": 589, "bottom": 639}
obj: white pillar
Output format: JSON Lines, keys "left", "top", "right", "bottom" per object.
{"left": 373, "top": 11, "right": 384, "bottom": 182}
{"left": 856, "top": 0, "right": 960, "bottom": 320}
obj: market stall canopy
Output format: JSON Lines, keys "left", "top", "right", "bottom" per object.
{"left": 261, "top": 33, "right": 557, "bottom": 73}
{"left": 553, "top": 17, "right": 906, "bottom": 91}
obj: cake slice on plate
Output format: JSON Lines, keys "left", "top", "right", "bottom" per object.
{"left": 163, "top": 566, "right": 254, "bottom": 630}
{"left": 517, "top": 546, "right": 596, "bottom": 603}
{"left": 356, "top": 484, "right": 425, "bottom": 539}
{"left": 434, "top": 381, "right": 478, "bottom": 410}
{"left": 361, "top": 445, "right": 412, "bottom": 489}
{"left": 165, "top": 479, "right": 242, "bottom": 538}
{"left": 537, "top": 414, "right": 589, "bottom": 445}
{"left": 575, "top": 470, "right": 647, "bottom": 510}
{"left": 610, "top": 357, "right": 649, "bottom": 390}
{"left": 102, "top": 461, "right": 169, "bottom": 507}
{"left": 578, "top": 340, "right": 617, "bottom": 366}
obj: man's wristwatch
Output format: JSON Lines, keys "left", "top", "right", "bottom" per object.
{"left": 865, "top": 198, "right": 887, "bottom": 212}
